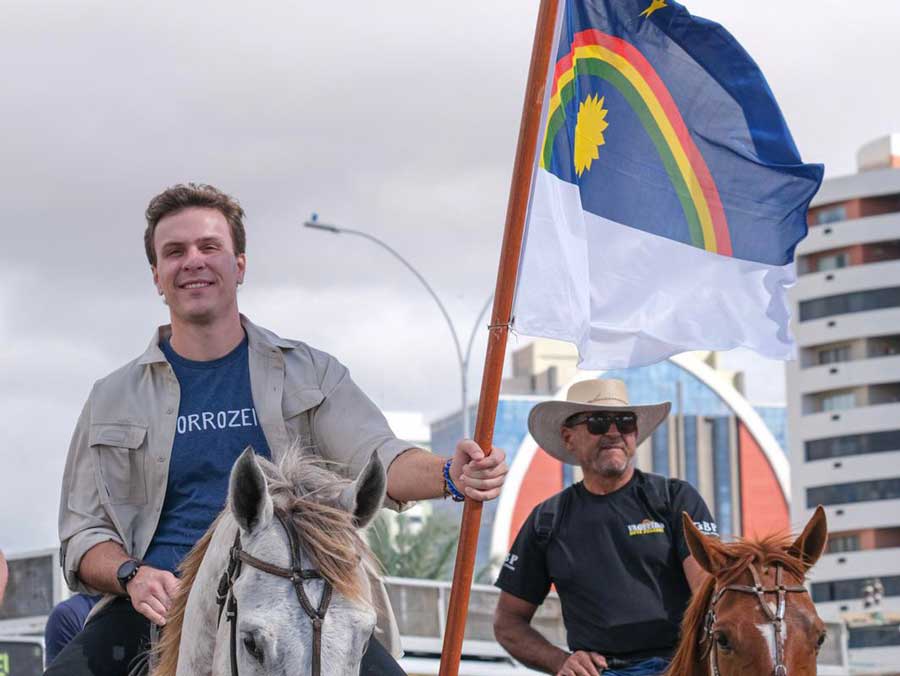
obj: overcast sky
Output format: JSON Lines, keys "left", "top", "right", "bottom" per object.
{"left": 2, "top": 0, "right": 898, "bottom": 554}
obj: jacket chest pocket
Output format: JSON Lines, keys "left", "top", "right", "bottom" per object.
{"left": 282, "top": 387, "right": 324, "bottom": 450}
{"left": 90, "top": 423, "right": 149, "bottom": 505}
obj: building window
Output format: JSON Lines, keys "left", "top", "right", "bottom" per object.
{"left": 651, "top": 419, "right": 669, "bottom": 476}
{"left": 806, "top": 429, "right": 900, "bottom": 461}
{"left": 820, "top": 390, "right": 856, "bottom": 412}
{"left": 811, "top": 575, "right": 900, "bottom": 603}
{"left": 826, "top": 534, "right": 860, "bottom": 554}
{"left": 684, "top": 415, "right": 698, "bottom": 488}
{"left": 849, "top": 624, "right": 900, "bottom": 649}
{"left": 815, "top": 206, "right": 847, "bottom": 225}
{"left": 815, "top": 253, "right": 848, "bottom": 272}
{"left": 807, "top": 478, "right": 900, "bottom": 507}
{"left": 799, "top": 285, "right": 900, "bottom": 322}
{"left": 817, "top": 345, "right": 852, "bottom": 365}
{"left": 712, "top": 417, "right": 732, "bottom": 540}
{"left": 868, "top": 334, "right": 900, "bottom": 358}
{"left": 862, "top": 239, "right": 900, "bottom": 264}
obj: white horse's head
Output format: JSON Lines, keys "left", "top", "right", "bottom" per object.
{"left": 155, "top": 447, "right": 385, "bottom": 676}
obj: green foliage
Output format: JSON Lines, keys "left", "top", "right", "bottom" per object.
{"left": 367, "top": 509, "right": 460, "bottom": 580}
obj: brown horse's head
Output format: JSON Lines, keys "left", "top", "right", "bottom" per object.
{"left": 668, "top": 507, "right": 829, "bottom": 676}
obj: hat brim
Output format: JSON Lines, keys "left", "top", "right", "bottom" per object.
{"left": 528, "top": 400, "right": 672, "bottom": 465}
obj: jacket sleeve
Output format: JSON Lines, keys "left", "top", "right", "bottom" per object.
{"left": 310, "top": 351, "right": 415, "bottom": 512}
{"left": 58, "top": 391, "right": 125, "bottom": 594}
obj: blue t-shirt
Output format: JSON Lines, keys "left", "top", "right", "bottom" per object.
{"left": 143, "top": 334, "right": 272, "bottom": 572}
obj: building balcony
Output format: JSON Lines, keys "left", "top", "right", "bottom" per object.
{"left": 796, "top": 499, "right": 900, "bottom": 534}
{"left": 795, "top": 307, "right": 900, "bottom": 348}
{"left": 792, "top": 259, "right": 900, "bottom": 303}
{"left": 810, "top": 167, "right": 900, "bottom": 208}
{"left": 798, "top": 354, "right": 900, "bottom": 393}
{"left": 800, "top": 450, "right": 900, "bottom": 486}
{"left": 814, "top": 598, "right": 900, "bottom": 621}
{"left": 797, "top": 401, "right": 900, "bottom": 438}
{"left": 799, "top": 211, "right": 900, "bottom": 256}
{"left": 814, "top": 546, "right": 900, "bottom": 581}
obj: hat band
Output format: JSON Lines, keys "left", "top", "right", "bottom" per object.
{"left": 583, "top": 396, "right": 630, "bottom": 406}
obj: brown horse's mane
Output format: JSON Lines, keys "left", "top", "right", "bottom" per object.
{"left": 665, "top": 533, "right": 806, "bottom": 676}
{"left": 151, "top": 453, "right": 376, "bottom": 676}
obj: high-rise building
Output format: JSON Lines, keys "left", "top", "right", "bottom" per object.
{"left": 787, "top": 134, "right": 900, "bottom": 667}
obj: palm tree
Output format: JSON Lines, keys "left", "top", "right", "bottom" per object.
{"left": 367, "top": 508, "right": 505, "bottom": 582}
{"left": 367, "top": 509, "right": 460, "bottom": 580}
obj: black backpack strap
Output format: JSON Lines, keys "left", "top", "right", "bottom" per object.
{"left": 533, "top": 489, "right": 570, "bottom": 546}
{"left": 636, "top": 470, "right": 676, "bottom": 542}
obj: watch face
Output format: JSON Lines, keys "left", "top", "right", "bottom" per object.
{"left": 117, "top": 560, "right": 139, "bottom": 586}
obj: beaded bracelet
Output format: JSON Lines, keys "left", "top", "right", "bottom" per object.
{"left": 442, "top": 458, "right": 466, "bottom": 502}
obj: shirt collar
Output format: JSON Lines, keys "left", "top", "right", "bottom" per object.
{"left": 136, "top": 314, "right": 299, "bottom": 365}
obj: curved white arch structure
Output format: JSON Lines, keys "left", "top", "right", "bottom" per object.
{"left": 668, "top": 353, "right": 791, "bottom": 499}
{"left": 490, "top": 355, "right": 791, "bottom": 565}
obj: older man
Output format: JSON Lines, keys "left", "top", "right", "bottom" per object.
{"left": 50, "top": 183, "right": 508, "bottom": 676}
{"left": 493, "top": 379, "right": 716, "bottom": 676}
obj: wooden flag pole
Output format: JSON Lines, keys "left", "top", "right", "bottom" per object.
{"left": 438, "top": 0, "right": 560, "bottom": 674}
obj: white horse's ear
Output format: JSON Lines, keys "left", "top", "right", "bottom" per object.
{"left": 338, "top": 452, "right": 386, "bottom": 528}
{"left": 788, "top": 505, "right": 828, "bottom": 571}
{"left": 229, "top": 447, "right": 274, "bottom": 535}
{"left": 682, "top": 512, "right": 728, "bottom": 575}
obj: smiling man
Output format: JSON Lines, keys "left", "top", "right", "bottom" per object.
{"left": 50, "top": 183, "right": 508, "bottom": 676}
{"left": 493, "top": 379, "right": 715, "bottom": 676}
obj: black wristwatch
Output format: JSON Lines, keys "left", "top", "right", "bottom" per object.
{"left": 116, "top": 559, "right": 141, "bottom": 594}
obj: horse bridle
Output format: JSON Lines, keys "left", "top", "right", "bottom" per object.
{"left": 699, "top": 562, "right": 808, "bottom": 676}
{"left": 216, "top": 511, "right": 333, "bottom": 676}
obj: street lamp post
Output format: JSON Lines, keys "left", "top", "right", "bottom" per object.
{"left": 303, "top": 215, "right": 492, "bottom": 440}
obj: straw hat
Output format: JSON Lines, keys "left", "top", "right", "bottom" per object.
{"left": 527, "top": 379, "right": 671, "bottom": 465}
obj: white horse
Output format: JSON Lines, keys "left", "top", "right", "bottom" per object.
{"left": 151, "top": 447, "right": 385, "bottom": 676}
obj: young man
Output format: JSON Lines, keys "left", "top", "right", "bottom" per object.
{"left": 493, "top": 379, "right": 716, "bottom": 676}
{"left": 51, "top": 183, "right": 508, "bottom": 675}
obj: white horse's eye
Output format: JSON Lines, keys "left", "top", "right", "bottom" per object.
{"left": 242, "top": 633, "right": 265, "bottom": 664}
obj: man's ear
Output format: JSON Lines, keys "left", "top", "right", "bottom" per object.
{"left": 682, "top": 512, "right": 728, "bottom": 575}
{"left": 152, "top": 266, "right": 162, "bottom": 295}
{"left": 236, "top": 253, "right": 246, "bottom": 285}
{"left": 788, "top": 505, "right": 828, "bottom": 571}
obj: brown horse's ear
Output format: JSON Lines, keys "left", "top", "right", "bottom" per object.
{"left": 788, "top": 505, "right": 828, "bottom": 571}
{"left": 682, "top": 512, "right": 728, "bottom": 575}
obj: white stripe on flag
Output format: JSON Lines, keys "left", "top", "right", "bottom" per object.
{"left": 513, "top": 169, "right": 798, "bottom": 369}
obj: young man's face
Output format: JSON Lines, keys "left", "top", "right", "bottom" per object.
{"left": 151, "top": 207, "right": 246, "bottom": 326}
{"left": 560, "top": 413, "right": 638, "bottom": 478}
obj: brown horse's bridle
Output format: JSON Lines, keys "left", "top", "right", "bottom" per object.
{"left": 216, "top": 511, "right": 333, "bottom": 676}
{"left": 699, "top": 562, "right": 808, "bottom": 676}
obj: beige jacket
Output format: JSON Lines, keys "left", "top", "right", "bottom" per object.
{"left": 58, "top": 316, "right": 412, "bottom": 654}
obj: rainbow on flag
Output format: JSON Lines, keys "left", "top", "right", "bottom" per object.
{"left": 513, "top": 0, "right": 824, "bottom": 368}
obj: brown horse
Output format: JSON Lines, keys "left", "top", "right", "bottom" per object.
{"left": 667, "top": 506, "right": 829, "bottom": 676}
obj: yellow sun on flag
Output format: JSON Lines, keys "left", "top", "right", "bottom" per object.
{"left": 574, "top": 94, "right": 609, "bottom": 177}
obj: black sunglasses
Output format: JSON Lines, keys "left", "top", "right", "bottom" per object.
{"left": 565, "top": 411, "right": 637, "bottom": 435}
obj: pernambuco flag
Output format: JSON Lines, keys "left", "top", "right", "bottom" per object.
{"left": 513, "top": 0, "right": 824, "bottom": 368}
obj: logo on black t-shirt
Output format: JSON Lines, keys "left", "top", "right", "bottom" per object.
{"left": 502, "top": 553, "right": 519, "bottom": 571}
{"left": 626, "top": 518, "right": 666, "bottom": 536}
{"left": 694, "top": 520, "right": 719, "bottom": 536}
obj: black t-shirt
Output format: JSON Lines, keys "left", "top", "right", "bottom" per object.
{"left": 495, "top": 471, "right": 717, "bottom": 661}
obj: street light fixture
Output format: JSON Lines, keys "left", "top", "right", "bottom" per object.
{"left": 303, "top": 214, "right": 493, "bottom": 440}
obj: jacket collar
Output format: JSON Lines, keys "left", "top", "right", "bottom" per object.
{"left": 137, "top": 314, "right": 299, "bottom": 365}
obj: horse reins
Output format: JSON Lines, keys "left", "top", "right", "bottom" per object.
{"left": 699, "top": 562, "right": 808, "bottom": 676}
{"left": 216, "top": 511, "right": 333, "bottom": 676}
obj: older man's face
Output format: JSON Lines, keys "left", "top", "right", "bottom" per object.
{"left": 560, "top": 413, "right": 638, "bottom": 478}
